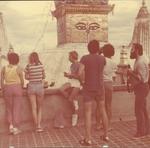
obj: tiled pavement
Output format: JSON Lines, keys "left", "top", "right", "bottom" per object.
{"left": 0, "top": 120, "right": 150, "bottom": 148}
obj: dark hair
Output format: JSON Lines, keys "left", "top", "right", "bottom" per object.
{"left": 7, "top": 52, "right": 19, "bottom": 65}
{"left": 88, "top": 40, "right": 100, "bottom": 54}
{"left": 133, "top": 43, "right": 143, "bottom": 56}
{"left": 29, "top": 52, "right": 41, "bottom": 65}
{"left": 102, "top": 44, "right": 115, "bottom": 58}
{"left": 69, "top": 51, "right": 78, "bottom": 60}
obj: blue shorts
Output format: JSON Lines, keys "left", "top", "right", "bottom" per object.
{"left": 27, "top": 82, "right": 44, "bottom": 97}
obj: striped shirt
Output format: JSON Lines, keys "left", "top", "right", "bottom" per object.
{"left": 24, "top": 63, "right": 45, "bottom": 83}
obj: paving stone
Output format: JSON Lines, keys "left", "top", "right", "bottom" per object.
{"left": 0, "top": 120, "right": 150, "bottom": 148}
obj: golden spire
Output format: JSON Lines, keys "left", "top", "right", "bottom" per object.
{"left": 142, "top": 0, "right": 146, "bottom": 7}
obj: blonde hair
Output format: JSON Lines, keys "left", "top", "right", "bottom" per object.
{"left": 69, "top": 51, "right": 78, "bottom": 60}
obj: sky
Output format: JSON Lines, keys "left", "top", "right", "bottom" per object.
{"left": 0, "top": 0, "right": 150, "bottom": 54}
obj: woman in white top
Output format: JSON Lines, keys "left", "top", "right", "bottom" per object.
{"left": 96, "top": 44, "right": 117, "bottom": 130}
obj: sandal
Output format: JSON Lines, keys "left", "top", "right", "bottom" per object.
{"left": 9, "top": 128, "right": 14, "bottom": 134}
{"left": 36, "top": 127, "right": 44, "bottom": 133}
{"left": 95, "top": 125, "right": 103, "bottom": 130}
{"left": 108, "top": 127, "right": 113, "bottom": 132}
{"left": 79, "top": 139, "right": 92, "bottom": 146}
{"left": 100, "top": 135, "right": 109, "bottom": 142}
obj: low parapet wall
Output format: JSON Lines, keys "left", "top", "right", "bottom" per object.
{"left": 0, "top": 85, "right": 150, "bottom": 133}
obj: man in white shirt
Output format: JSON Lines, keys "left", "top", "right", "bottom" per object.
{"left": 130, "top": 43, "right": 150, "bottom": 139}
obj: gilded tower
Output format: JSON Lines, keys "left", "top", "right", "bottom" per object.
{"left": 130, "top": 0, "right": 150, "bottom": 60}
{"left": 52, "top": 0, "right": 114, "bottom": 45}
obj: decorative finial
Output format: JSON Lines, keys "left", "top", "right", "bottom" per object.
{"left": 8, "top": 44, "right": 14, "bottom": 53}
{"left": 142, "top": 0, "right": 145, "bottom": 7}
{"left": 9, "top": 43, "right": 13, "bottom": 49}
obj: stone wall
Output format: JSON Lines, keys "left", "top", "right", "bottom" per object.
{"left": 1, "top": 86, "right": 150, "bottom": 133}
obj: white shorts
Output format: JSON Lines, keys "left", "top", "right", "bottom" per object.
{"left": 67, "top": 79, "right": 81, "bottom": 88}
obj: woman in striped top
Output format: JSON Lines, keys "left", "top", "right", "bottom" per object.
{"left": 24, "top": 52, "right": 45, "bottom": 132}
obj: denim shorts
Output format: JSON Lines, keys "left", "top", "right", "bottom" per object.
{"left": 27, "top": 82, "right": 44, "bottom": 97}
{"left": 67, "top": 79, "right": 81, "bottom": 88}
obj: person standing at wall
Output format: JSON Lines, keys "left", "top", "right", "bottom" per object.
{"left": 63, "top": 51, "right": 84, "bottom": 126}
{"left": 1, "top": 52, "right": 24, "bottom": 135}
{"left": 79, "top": 40, "right": 109, "bottom": 146}
{"left": 24, "top": 52, "right": 45, "bottom": 132}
